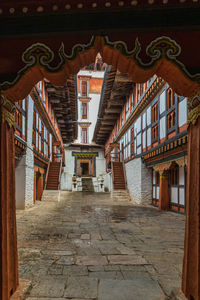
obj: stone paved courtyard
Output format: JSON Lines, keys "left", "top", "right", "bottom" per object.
{"left": 16, "top": 191, "right": 185, "bottom": 300}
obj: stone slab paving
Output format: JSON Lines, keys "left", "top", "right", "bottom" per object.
{"left": 16, "top": 191, "right": 185, "bottom": 299}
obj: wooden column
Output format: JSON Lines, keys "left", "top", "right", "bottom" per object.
{"left": 182, "top": 99, "right": 200, "bottom": 300}
{"left": 37, "top": 174, "right": 43, "bottom": 200}
{"left": 0, "top": 97, "right": 18, "bottom": 300}
{"left": 158, "top": 171, "right": 169, "bottom": 211}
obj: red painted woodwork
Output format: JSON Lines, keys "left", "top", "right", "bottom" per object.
{"left": 37, "top": 174, "right": 44, "bottom": 200}
{"left": 46, "top": 162, "right": 60, "bottom": 190}
{"left": 1, "top": 34, "right": 200, "bottom": 102}
{"left": 112, "top": 162, "right": 126, "bottom": 190}
{"left": 0, "top": 120, "right": 18, "bottom": 300}
{"left": 182, "top": 116, "right": 200, "bottom": 300}
{"left": 158, "top": 172, "right": 169, "bottom": 211}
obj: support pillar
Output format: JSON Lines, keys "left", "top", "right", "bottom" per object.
{"left": 182, "top": 99, "right": 200, "bottom": 300}
{"left": 0, "top": 96, "right": 18, "bottom": 299}
{"left": 37, "top": 174, "right": 43, "bottom": 200}
{"left": 158, "top": 171, "right": 169, "bottom": 210}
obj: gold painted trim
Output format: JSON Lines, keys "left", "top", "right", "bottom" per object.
{"left": 187, "top": 104, "right": 200, "bottom": 126}
{"left": 0, "top": 105, "right": 15, "bottom": 129}
{"left": 160, "top": 175, "right": 168, "bottom": 179}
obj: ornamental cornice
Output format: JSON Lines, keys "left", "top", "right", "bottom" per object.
{"left": 153, "top": 162, "right": 172, "bottom": 174}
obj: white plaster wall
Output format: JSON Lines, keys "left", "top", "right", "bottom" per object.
{"left": 96, "top": 151, "right": 106, "bottom": 176}
{"left": 178, "top": 98, "right": 187, "bottom": 127}
{"left": 160, "top": 116, "right": 166, "bottom": 139}
{"left": 135, "top": 116, "right": 141, "bottom": 133}
{"left": 77, "top": 93, "right": 100, "bottom": 144}
{"left": 76, "top": 70, "right": 104, "bottom": 144}
{"left": 147, "top": 127, "right": 151, "bottom": 146}
{"left": 15, "top": 156, "right": 26, "bottom": 209}
{"left": 61, "top": 148, "right": 107, "bottom": 191}
{"left": 159, "top": 90, "right": 166, "bottom": 114}
{"left": 104, "top": 172, "right": 112, "bottom": 192}
{"left": 88, "top": 93, "right": 101, "bottom": 143}
{"left": 25, "top": 96, "right": 34, "bottom": 207}
{"left": 142, "top": 112, "right": 146, "bottom": 129}
{"left": 61, "top": 149, "right": 75, "bottom": 190}
{"left": 125, "top": 157, "right": 152, "bottom": 204}
{"left": 143, "top": 131, "right": 146, "bottom": 149}
{"left": 147, "top": 106, "right": 151, "bottom": 126}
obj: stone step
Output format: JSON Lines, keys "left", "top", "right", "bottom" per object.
{"left": 111, "top": 189, "right": 131, "bottom": 201}
{"left": 42, "top": 190, "right": 60, "bottom": 202}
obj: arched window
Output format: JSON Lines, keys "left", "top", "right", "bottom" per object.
{"left": 167, "top": 88, "right": 175, "bottom": 110}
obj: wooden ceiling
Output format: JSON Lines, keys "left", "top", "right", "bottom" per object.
{"left": 45, "top": 75, "right": 77, "bottom": 144}
{"left": 93, "top": 67, "right": 134, "bottom": 145}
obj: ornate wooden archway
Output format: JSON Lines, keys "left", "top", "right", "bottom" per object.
{"left": 0, "top": 3, "right": 200, "bottom": 299}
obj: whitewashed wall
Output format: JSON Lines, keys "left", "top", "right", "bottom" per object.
{"left": 178, "top": 98, "right": 187, "bottom": 127}
{"left": 125, "top": 157, "right": 152, "bottom": 204}
{"left": 61, "top": 147, "right": 107, "bottom": 191}
{"left": 76, "top": 70, "right": 104, "bottom": 144}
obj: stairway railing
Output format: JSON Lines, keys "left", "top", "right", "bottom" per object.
{"left": 44, "top": 152, "right": 52, "bottom": 190}
{"left": 111, "top": 161, "right": 115, "bottom": 186}
{"left": 122, "top": 160, "right": 127, "bottom": 188}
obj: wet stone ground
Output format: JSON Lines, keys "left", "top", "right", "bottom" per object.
{"left": 16, "top": 191, "right": 185, "bottom": 300}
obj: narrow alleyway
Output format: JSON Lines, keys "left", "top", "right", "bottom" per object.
{"left": 16, "top": 192, "right": 185, "bottom": 300}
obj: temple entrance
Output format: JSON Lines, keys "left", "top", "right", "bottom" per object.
{"left": 80, "top": 162, "right": 89, "bottom": 176}
{"left": 0, "top": 13, "right": 200, "bottom": 298}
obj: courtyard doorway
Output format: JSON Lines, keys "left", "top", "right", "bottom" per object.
{"left": 81, "top": 162, "right": 89, "bottom": 176}
{"left": 0, "top": 29, "right": 200, "bottom": 300}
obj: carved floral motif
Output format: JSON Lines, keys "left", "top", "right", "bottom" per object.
{"left": 0, "top": 94, "right": 16, "bottom": 129}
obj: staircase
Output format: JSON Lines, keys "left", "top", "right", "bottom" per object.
{"left": 111, "top": 189, "right": 131, "bottom": 202}
{"left": 42, "top": 190, "right": 60, "bottom": 202}
{"left": 82, "top": 177, "right": 94, "bottom": 192}
{"left": 46, "top": 162, "right": 61, "bottom": 190}
{"left": 112, "top": 161, "right": 126, "bottom": 190}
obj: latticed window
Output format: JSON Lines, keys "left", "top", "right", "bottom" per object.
{"left": 155, "top": 172, "right": 160, "bottom": 185}
{"left": 131, "top": 127, "right": 134, "bottom": 153}
{"left": 152, "top": 102, "right": 158, "bottom": 123}
{"left": 167, "top": 110, "right": 175, "bottom": 129}
{"left": 32, "top": 110, "right": 36, "bottom": 145}
{"left": 167, "top": 88, "right": 175, "bottom": 109}
{"left": 152, "top": 124, "right": 158, "bottom": 140}
{"left": 41, "top": 124, "right": 44, "bottom": 153}
{"left": 82, "top": 128, "right": 88, "bottom": 144}
{"left": 81, "top": 81, "right": 88, "bottom": 97}
{"left": 82, "top": 103, "right": 87, "bottom": 119}
{"left": 169, "top": 164, "right": 179, "bottom": 185}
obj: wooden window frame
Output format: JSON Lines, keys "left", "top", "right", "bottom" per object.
{"left": 167, "top": 88, "right": 175, "bottom": 110}
{"left": 167, "top": 109, "right": 175, "bottom": 130}
{"left": 152, "top": 102, "right": 158, "bottom": 124}
{"left": 130, "top": 127, "right": 134, "bottom": 154}
{"left": 152, "top": 124, "right": 158, "bottom": 140}
{"left": 152, "top": 170, "right": 160, "bottom": 206}
{"left": 169, "top": 165, "right": 179, "bottom": 186}
{"left": 82, "top": 102, "right": 87, "bottom": 119}
{"left": 82, "top": 128, "right": 88, "bottom": 144}
{"left": 81, "top": 81, "right": 88, "bottom": 97}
